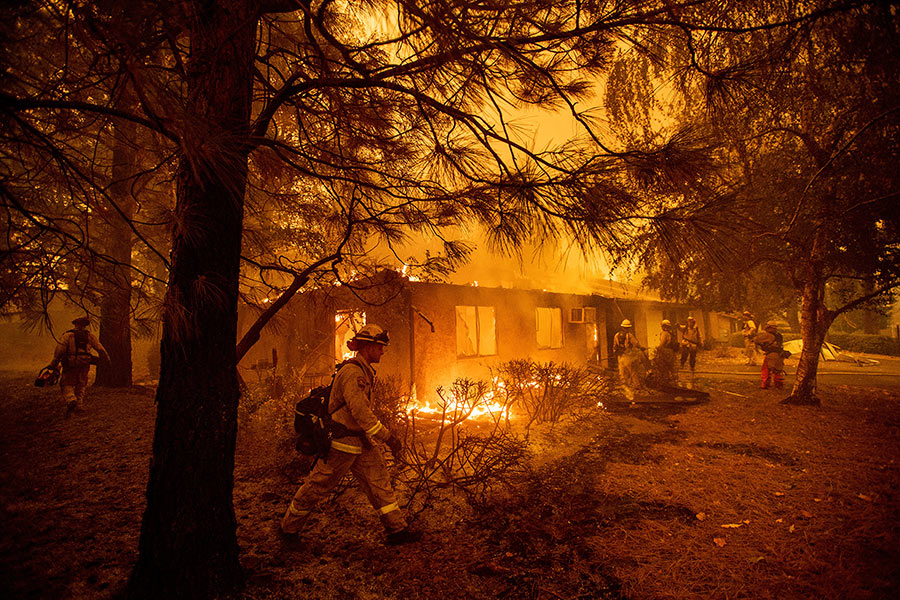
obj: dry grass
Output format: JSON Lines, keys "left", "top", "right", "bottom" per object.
{"left": 593, "top": 379, "right": 900, "bottom": 600}
{"left": 1, "top": 366, "right": 898, "bottom": 599}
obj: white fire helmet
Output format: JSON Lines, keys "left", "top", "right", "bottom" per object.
{"left": 661, "top": 319, "right": 672, "bottom": 326}
{"left": 352, "top": 324, "right": 390, "bottom": 346}
{"left": 620, "top": 319, "right": 632, "bottom": 328}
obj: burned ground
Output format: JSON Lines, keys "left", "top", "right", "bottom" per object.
{"left": 1, "top": 368, "right": 899, "bottom": 600}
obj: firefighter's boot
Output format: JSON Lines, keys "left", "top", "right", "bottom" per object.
{"left": 280, "top": 503, "right": 309, "bottom": 536}
{"left": 385, "top": 526, "right": 423, "bottom": 546}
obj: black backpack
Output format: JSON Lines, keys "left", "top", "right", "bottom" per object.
{"left": 65, "top": 329, "right": 95, "bottom": 368}
{"left": 293, "top": 384, "right": 335, "bottom": 458}
{"left": 293, "top": 359, "right": 364, "bottom": 459}
{"left": 666, "top": 330, "right": 680, "bottom": 352}
{"left": 758, "top": 331, "right": 784, "bottom": 355}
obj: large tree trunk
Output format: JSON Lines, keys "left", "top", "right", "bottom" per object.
{"left": 127, "top": 2, "right": 255, "bottom": 598}
{"left": 95, "top": 107, "right": 135, "bottom": 387}
{"left": 783, "top": 234, "right": 834, "bottom": 406}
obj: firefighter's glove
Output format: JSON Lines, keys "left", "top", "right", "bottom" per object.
{"left": 386, "top": 435, "right": 404, "bottom": 463}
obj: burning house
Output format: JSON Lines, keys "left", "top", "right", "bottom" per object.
{"left": 238, "top": 271, "right": 739, "bottom": 401}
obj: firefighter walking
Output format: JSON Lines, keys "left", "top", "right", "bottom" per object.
{"left": 280, "top": 324, "right": 421, "bottom": 546}
{"left": 47, "top": 316, "right": 109, "bottom": 416}
{"left": 652, "top": 319, "right": 679, "bottom": 386}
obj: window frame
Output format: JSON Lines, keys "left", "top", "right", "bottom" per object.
{"left": 535, "top": 306, "right": 563, "bottom": 349}
{"left": 455, "top": 304, "right": 498, "bottom": 358}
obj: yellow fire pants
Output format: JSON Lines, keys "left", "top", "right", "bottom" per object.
{"left": 282, "top": 444, "right": 406, "bottom": 535}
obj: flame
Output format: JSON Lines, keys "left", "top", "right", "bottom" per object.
{"left": 400, "top": 263, "right": 421, "bottom": 282}
{"left": 405, "top": 375, "right": 553, "bottom": 421}
{"left": 409, "top": 396, "right": 511, "bottom": 420}
{"left": 406, "top": 379, "right": 512, "bottom": 421}
{"left": 403, "top": 372, "right": 609, "bottom": 422}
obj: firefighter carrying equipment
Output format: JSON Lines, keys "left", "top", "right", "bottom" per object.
{"left": 34, "top": 366, "right": 60, "bottom": 387}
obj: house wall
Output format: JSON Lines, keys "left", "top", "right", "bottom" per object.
{"left": 238, "top": 293, "right": 339, "bottom": 389}
{"left": 407, "top": 283, "right": 599, "bottom": 401}
{"left": 593, "top": 299, "right": 610, "bottom": 368}
{"left": 247, "top": 278, "right": 725, "bottom": 398}
{"left": 644, "top": 307, "right": 665, "bottom": 349}
{"left": 707, "top": 312, "right": 735, "bottom": 342}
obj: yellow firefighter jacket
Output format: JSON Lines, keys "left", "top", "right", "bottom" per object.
{"left": 328, "top": 356, "right": 391, "bottom": 454}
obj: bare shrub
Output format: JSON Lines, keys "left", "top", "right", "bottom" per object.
{"left": 238, "top": 376, "right": 309, "bottom": 478}
{"left": 371, "top": 374, "right": 406, "bottom": 433}
{"left": 493, "top": 360, "right": 614, "bottom": 430}
{"left": 392, "top": 378, "right": 531, "bottom": 515}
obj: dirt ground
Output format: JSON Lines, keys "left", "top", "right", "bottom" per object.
{"left": 1, "top": 355, "right": 899, "bottom": 600}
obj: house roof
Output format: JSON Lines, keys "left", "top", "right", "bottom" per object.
{"left": 406, "top": 275, "right": 670, "bottom": 304}
{"left": 583, "top": 277, "right": 664, "bottom": 302}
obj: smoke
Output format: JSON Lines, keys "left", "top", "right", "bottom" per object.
{"left": 396, "top": 224, "right": 615, "bottom": 294}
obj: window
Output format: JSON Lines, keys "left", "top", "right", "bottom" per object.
{"left": 456, "top": 305, "right": 497, "bottom": 357}
{"left": 335, "top": 310, "right": 366, "bottom": 361}
{"left": 536, "top": 307, "right": 562, "bottom": 349}
{"left": 569, "top": 307, "right": 597, "bottom": 323}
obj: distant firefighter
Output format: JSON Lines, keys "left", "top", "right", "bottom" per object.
{"left": 754, "top": 321, "right": 786, "bottom": 389}
{"left": 741, "top": 311, "right": 759, "bottom": 366}
{"left": 652, "top": 319, "right": 679, "bottom": 386}
{"left": 679, "top": 316, "right": 702, "bottom": 373}
{"left": 47, "top": 316, "right": 109, "bottom": 417}
{"left": 613, "top": 319, "right": 648, "bottom": 399}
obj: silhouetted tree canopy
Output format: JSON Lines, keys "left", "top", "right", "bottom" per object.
{"left": 613, "top": 1, "right": 900, "bottom": 404}
{"left": 3, "top": 0, "right": 891, "bottom": 597}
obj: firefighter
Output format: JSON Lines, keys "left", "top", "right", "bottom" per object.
{"left": 47, "top": 316, "right": 109, "bottom": 416}
{"left": 741, "top": 311, "right": 759, "bottom": 365}
{"left": 679, "top": 316, "right": 701, "bottom": 373}
{"left": 652, "top": 319, "right": 679, "bottom": 386}
{"left": 755, "top": 321, "right": 785, "bottom": 389}
{"left": 613, "top": 319, "right": 647, "bottom": 399}
{"left": 280, "top": 324, "right": 422, "bottom": 545}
